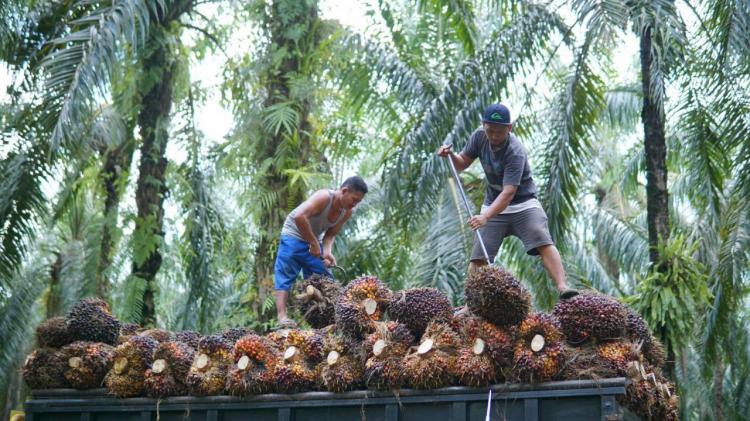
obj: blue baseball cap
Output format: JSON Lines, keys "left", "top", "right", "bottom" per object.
{"left": 482, "top": 103, "right": 511, "bottom": 125}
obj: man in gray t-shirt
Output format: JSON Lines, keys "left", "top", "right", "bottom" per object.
{"left": 437, "top": 103, "right": 577, "bottom": 299}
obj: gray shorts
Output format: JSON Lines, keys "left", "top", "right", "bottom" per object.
{"left": 470, "top": 206, "right": 554, "bottom": 261}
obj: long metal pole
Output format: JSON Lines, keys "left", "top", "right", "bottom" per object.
{"left": 445, "top": 146, "right": 490, "bottom": 262}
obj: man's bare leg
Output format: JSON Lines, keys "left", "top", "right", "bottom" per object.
{"left": 275, "top": 290, "right": 289, "bottom": 321}
{"left": 537, "top": 244, "right": 568, "bottom": 292}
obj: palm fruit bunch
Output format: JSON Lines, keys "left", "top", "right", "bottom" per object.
{"left": 334, "top": 275, "right": 391, "bottom": 339}
{"left": 596, "top": 341, "right": 643, "bottom": 375}
{"left": 621, "top": 366, "right": 678, "bottom": 421}
{"left": 117, "top": 323, "right": 141, "bottom": 344}
{"left": 66, "top": 298, "right": 121, "bottom": 345}
{"left": 144, "top": 341, "right": 195, "bottom": 397}
{"left": 318, "top": 333, "right": 364, "bottom": 392}
{"left": 60, "top": 341, "right": 115, "bottom": 389}
{"left": 186, "top": 335, "right": 232, "bottom": 396}
{"left": 36, "top": 317, "right": 72, "bottom": 348}
{"left": 23, "top": 348, "right": 69, "bottom": 389}
{"left": 174, "top": 330, "right": 202, "bottom": 349}
{"left": 625, "top": 308, "right": 665, "bottom": 368}
{"left": 270, "top": 329, "right": 325, "bottom": 393}
{"left": 512, "top": 313, "right": 565, "bottom": 383}
{"left": 120, "top": 323, "right": 141, "bottom": 336}
{"left": 363, "top": 321, "right": 414, "bottom": 390}
{"left": 453, "top": 342, "right": 497, "bottom": 387}
{"left": 464, "top": 266, "right": 531, "bottom": 327}
{"left": 138, "top": 328, "right": 174, "bottom": 343}
{"left": 387, "top": 287, "right": 453, "bottom": 338}
{"left": 104, "top": 335, "right": 159, "bottom": 397}
{"left": 294, "top": 274, "right": 342, "bottom": 328}
{"left": 281, "top": 329, "right": 326, "bottom": 365}
{"left": 561, "top": 340, "right": 643, "bottom": 381}
{"left": 226, "top": 333, "right": 280, "bottom": 396}
{"left": 552, "top": 291, "right": 627, "bottom": 344}
{"left": 220, "top": 327, "right": 253, "bottom": 344}
{"left": 402, "top": 321, "right": 460, "bottom": 389}
{"left": 453, "top": 314, "right": 516, "bottom": 370}
{"left": 265, "top": 330, "right": 288, "bottom": 351}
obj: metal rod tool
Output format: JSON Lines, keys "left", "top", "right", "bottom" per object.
{"left": 443, "top": 143, "right": 490, "bottom": 262}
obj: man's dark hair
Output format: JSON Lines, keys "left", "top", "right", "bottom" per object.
{"left": 341, "top": 176, "right": 368, "bottom": 194}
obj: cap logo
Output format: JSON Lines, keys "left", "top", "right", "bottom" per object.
{"left": 491, "top": 112, "right": 502, "bottom": 120}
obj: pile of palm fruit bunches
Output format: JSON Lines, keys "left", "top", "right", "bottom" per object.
{"left": 25, "top": 267, "right": 677, "bottom": 420}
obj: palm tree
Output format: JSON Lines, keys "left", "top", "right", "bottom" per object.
{"left": 221, "top": 0, "right": 329, "bottom": 323}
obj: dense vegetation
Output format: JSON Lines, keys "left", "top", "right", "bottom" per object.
{"left": 1, "top": 0, "right": 748, "bottom": 419}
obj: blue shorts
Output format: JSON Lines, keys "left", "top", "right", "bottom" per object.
{"left": 274, "top": 235, "right": 332, "bottom": 291}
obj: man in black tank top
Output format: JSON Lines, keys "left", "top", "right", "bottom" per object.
{"left": 273, "top": 176, "right": 368, "bottom": 328}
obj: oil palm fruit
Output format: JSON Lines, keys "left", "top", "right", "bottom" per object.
{"left": 186, "top": 335, "right": 232, "bottom": 396}
{"left": 512, "top": 313, "right": 565, "bottom": 383}
{"left": 402, "top": 321, "right": 460, "bottom": 389}
{"left": 624, "top": 308, "right": 665, "bottom": 368}
{"left": 104, "top": 335, "right": 158, "bottom": 397}
{"left": 143, "top": 341, "right": 195, "bottom": 397}
{"left": 464, "top": 266, "right": 531, "bottom": 327}
{"left": 318, "top": 333, "right": 364, "bottom": 392}
{"left": 334, "top": 275, "right": 391, "bottom": 339}
{"left": 226, "top": 333, "right": 280, "bottom": 396}
{"left": 66, "top": 298, "right": 120, "bottom": 345}
{"left": 388, "top": 287, "right": 453, "bottom": 338}
{"left": 174, "top": 330, "right": 202, "bottom": 349}
{"left": 553, "top": 292, "right": 628, "bottom": 344}
{"left": 363, "top": 321, "right": 414, "bottom": 390}
{"left": 294, "top": 274, "right": 342, "bottom": 328}
{"left": 61, "top": 341, "right": 114, "bottom": 389}
{"left": 23, "top": 348, "right": 69, "bottom": 389}
{"left": 35, "top": 317, "right": 72, "bottom": 348}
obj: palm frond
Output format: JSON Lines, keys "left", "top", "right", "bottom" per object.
{"left": 0, "top": 140, "right": 49, "bottom": 288}
{"left": 590, "top": 207, "right": 649, "bottom": 285}
{"left": 416, "top": 0, "right": 479, "bottom": 56}
{"left": 604, "top": 84, "right": 641, "bottom": 128}
{"left": 670, "top": 87, "right": 730, "bottom": 218}
{"left": 411, "top": 180, "right": 473, "bottom": 303}
{"left": 39, "top": 0, "right": 167, "bottom": 151}
{"left": 702, "top": 193, "right": 750, "bottom": 376}
{"left": 537, "top": 30, "right": 607, "bottom": 244}
{"left": 0, "top": 256, "right": 49, "bottom": 408}
{"left": 179, "top": 165, "right": 227, "bottom": 333}
{"left": 705, "top": 0, "right": 750, "bottom": 71}
{"left": 628, "top": 0, "right": 687, "bottom": 110}
{"left": 564, "top": 233, "right": 623, "bottom": 296}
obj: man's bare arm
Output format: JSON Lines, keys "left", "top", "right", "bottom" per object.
{"left": 436, "top": 146, "right": 475, "bottom": 172}
{"left": 320, "top": 209, "right": 353, "bottom": 266}
{"left": 482, "top": 185, "right": 518, "bottom": 218}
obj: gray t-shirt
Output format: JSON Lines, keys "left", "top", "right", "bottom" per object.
{"left": 461, "top": 129, "right": 538, "bottom": 206}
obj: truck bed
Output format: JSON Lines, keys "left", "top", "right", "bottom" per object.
{"left": 25, "top": 377, "right": 634, "bottom": 421}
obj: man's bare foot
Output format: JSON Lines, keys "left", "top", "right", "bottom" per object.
{"left": 275, "top": 318, "right": 298, "bottom": 330}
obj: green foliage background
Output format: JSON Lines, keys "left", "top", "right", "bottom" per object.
{"left": 1, "top": 0, "right": 749, "bottom": 419}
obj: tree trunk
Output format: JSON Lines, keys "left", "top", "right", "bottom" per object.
{"left": 253, "top": 0, "right": 320, "bottom": 322}
{"left": 46, "top": 252, "right": 63, "bottom": 318}
{"left": 640, "top": 25, "right": 670, "bottom": 264}
{"left": 96, "top": 134, "right": 135, "bottom": 299}
{"left": 132, "top": 29, "right": 175, "bottom": 328}
{"left": 641, "top": 24, "right": 672, "bottom": 378}
{"left": 713, "top": 357, "right": 724, "bottom": 421}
